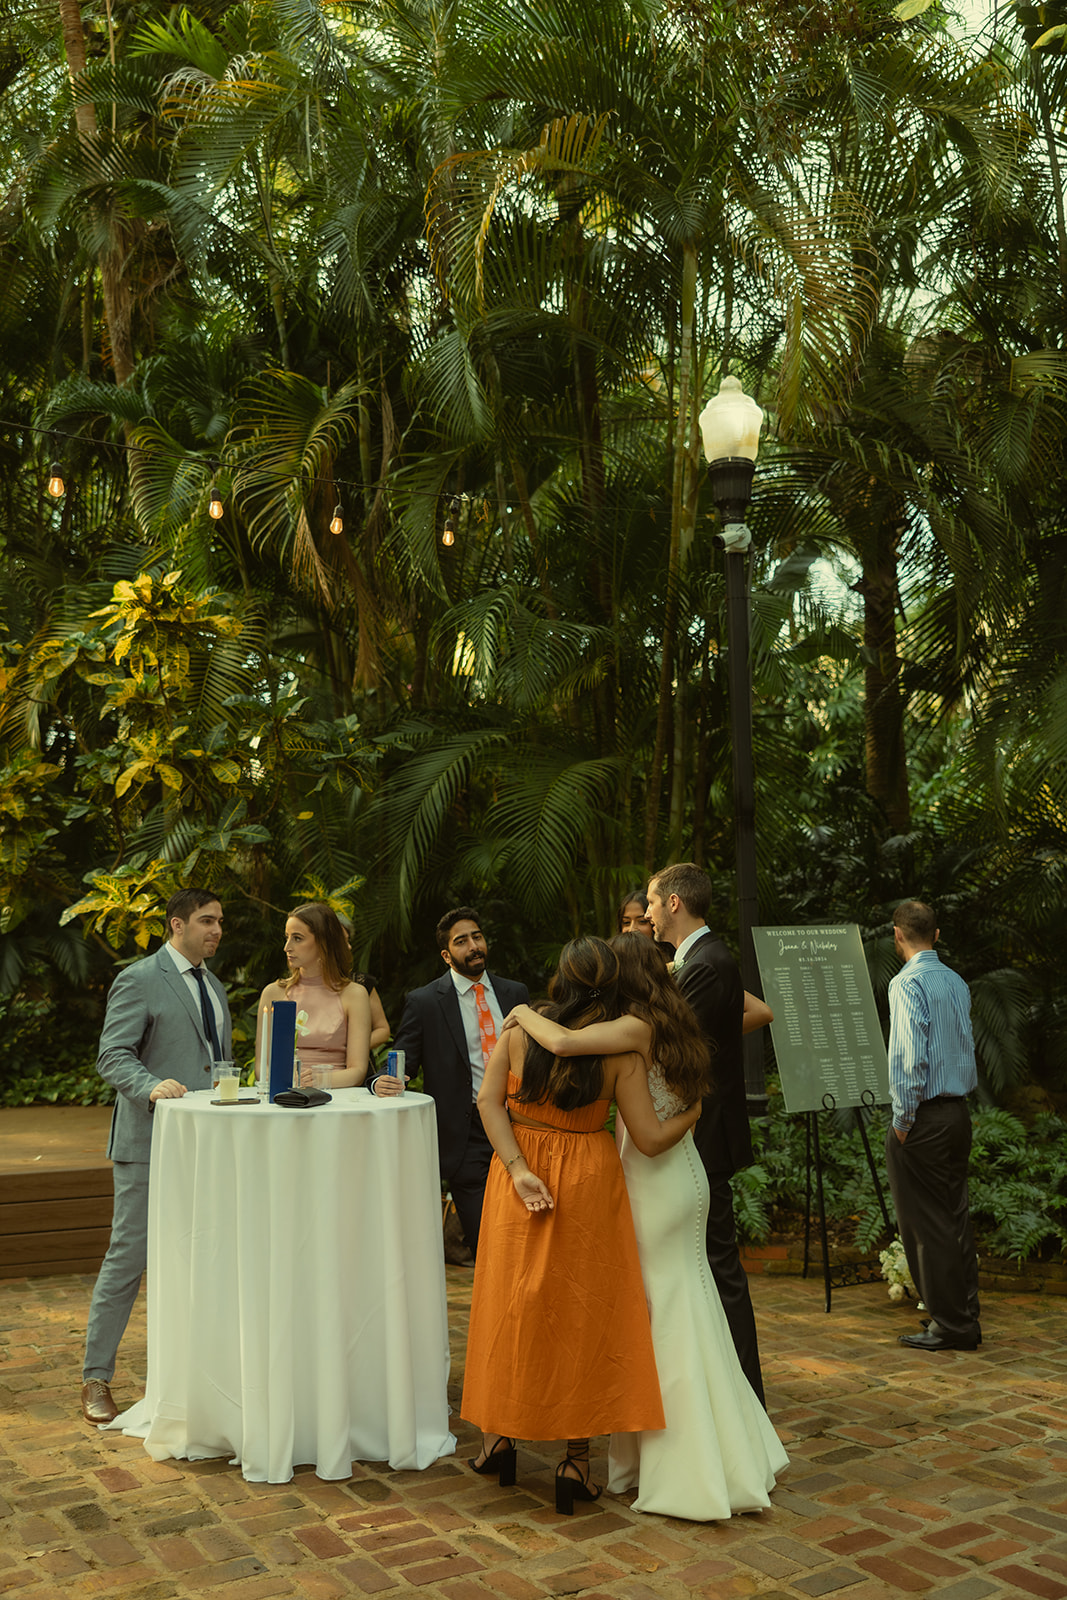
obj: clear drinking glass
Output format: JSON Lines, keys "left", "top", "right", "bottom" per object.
{"left": 214, "top": 1064, "right": 239, "bottom": 1102}
{"left": 212, "top": 1057, "right": 235, "bottom": 1089}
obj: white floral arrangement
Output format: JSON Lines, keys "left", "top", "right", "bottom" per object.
{"left": 293, "top": 1010, "right": 310, "bottom": 1082}
{"left": 879, "top": 1237, "right": 922, "bottom": 1305}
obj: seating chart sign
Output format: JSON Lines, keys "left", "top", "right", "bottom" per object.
{"left": 752, "top": 925, "right": 890, "bottom": 1114}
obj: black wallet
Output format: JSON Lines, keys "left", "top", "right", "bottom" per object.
{"left": 273, "top": 1088, "right": 333, "bottom": 1108}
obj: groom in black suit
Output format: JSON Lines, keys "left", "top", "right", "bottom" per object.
{"left": 369, "top": 906, "right": 528, "bottom": 1259}
{"left": 647, "top": 863, "right": 765, "bottom": 1405}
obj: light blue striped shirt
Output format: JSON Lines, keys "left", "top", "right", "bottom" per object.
{"left": 887, "top": 949, "right": 977, "bottom": 1132}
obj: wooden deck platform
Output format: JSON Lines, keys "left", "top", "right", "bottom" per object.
{"left": 0, "top": 1104, "right": 114, "bottom": 1278}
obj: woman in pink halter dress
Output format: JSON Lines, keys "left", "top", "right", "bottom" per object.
{"left": 255, "top": 902, "right": 372, "bottom": 1087}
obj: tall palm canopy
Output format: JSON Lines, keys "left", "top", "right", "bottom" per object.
{"left": 0, "top": 0, "right": 1064, "bottom": 1105}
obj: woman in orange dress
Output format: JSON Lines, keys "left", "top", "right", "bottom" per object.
{"left": 460, "top": 937, "right": 700, "bottom": 1513}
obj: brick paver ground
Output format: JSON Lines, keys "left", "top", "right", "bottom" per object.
{"left": 1, "top": 1269, "right": 1064, "bottom": 1598}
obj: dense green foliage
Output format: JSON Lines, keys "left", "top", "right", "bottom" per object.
{"left": 741, "top": 1088, "right": 1067, "bottom": 1261}
{"left": 0, "top": 0, "right": 1065, "bottom": 1152}
{"left": 0, "top": 998, "right": 116, "bottom": 1105}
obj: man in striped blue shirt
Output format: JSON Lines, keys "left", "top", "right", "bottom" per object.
{"left": 885, "top": 900, "right": 981, "bottom": 1353}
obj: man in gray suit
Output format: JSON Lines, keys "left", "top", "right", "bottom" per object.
{"left": 81, "top": 888, "right": 231, "bottom": 1424}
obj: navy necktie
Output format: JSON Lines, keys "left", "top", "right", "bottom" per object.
{"left": 190, "top": 965, "right": 222, "bottom": 1060}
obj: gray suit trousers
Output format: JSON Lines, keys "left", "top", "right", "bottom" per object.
{"left": 83, "top": 1161, "right": 150, "bottom": 1382}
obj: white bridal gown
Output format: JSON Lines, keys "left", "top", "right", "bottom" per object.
{"left": 607, "top": 1067, "right": 789, "bottom": 1520}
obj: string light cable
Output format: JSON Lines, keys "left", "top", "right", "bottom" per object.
{"left": 8, "top": 419, "right": 478, "bottom": 541}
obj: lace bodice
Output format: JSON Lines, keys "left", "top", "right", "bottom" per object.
{"left": 648, "top": 1062, "right": 688, "bottom": 1121}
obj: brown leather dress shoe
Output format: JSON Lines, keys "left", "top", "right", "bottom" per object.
{"left": 81, "top": 1380, "right": 118, "bottom": 1424}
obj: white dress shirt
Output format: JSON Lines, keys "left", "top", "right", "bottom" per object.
{"left": 672, "top": 925, "right": 710, "bottom": 971}
{"left": 164, "top": 941, "right": 225, "bottom": 1043}
{"left": 449, "top": 968, "right": 504, "bottom": 1097}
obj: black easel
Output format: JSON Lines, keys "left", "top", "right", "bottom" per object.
{"left": 802, "top": 1089, "right": 894, "bottom": 1312}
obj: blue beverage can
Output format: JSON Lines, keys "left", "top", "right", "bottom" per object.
{"left": 386, "top": 1049, "right": 405, "bottom": 1078}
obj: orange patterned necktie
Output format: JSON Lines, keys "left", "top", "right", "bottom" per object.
{"left": 473, "top": 983, "right": 497, "bottom": 1065}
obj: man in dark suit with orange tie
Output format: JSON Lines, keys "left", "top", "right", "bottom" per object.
{"left": 368, "top": 907, "right": 528, "bottom": 1259}
{"left": 647, "top": 863, "right": 766, "bottom": 1405}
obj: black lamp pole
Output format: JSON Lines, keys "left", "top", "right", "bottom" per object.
{"left": 707, "top": 454, "right": 767, "bottom": 1106}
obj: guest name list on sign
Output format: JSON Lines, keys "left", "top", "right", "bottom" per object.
{"left": 752, "top": 924, "right": 890, "bottom": 1115}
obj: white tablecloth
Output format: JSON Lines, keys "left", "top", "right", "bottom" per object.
{"left": 111, "top": 1088, "right": 455, "bottom": 1482}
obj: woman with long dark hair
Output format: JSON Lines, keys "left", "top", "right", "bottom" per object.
{"left": 255, "top": 903, "right": 371, "bottom": 1088}
{"left": 616, "top": 887, "right": 674, "bottom": 961}
{"left": 503, "top": 933, "right": 787, "bottom": 1521}
{"left": 616, "top": 888, "right": 655, "bottom": 938}
{"left": 461, "top": 937, "right": 699, "bottom": 1513}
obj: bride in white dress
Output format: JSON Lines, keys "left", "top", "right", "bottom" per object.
{"left": 504, "top": 934, "right": 787, "bottom": 1521}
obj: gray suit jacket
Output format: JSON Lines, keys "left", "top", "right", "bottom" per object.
{"left": 97, "top": 945, "right": 233, "bottom": 1163}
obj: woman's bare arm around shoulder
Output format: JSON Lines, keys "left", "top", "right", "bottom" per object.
{"left": 502, "top": 1004, "right": 649, "bottom": 1057}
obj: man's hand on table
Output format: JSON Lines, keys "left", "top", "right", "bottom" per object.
{"left": 150, "top": 1079, "right": 188, "bottom": 1102}
{"left": 371, "top": 1075, "right": 407, "bottom": 1097}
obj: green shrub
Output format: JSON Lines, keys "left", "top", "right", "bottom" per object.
{"left": 1, "top": 1065, "right": 115, "bottom": 1107}
{"left": 0, "top": 996, "right": 112, "bottom": 1106}
{"left": 736, "top": 1081, "right": 1067, "bottom": 1266}
{"left": 740, "top": 1078, "right": 893, "bottom": 1250}
{"left": 969, "top": 1108, "right": 1067, "bottom": 1262}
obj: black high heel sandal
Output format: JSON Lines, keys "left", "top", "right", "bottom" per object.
{"left": 469, "top": 1435, "right": 517, "bottom": 1486}
{"left": 554, "top": 1447, "right": 602, "bottom": 1515}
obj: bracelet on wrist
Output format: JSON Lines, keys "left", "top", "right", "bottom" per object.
{"left": 504, "top": 1153, "right": 521, "bottom": 1170}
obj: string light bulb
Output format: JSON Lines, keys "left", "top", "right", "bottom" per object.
{"left": 208, "top": 486, "right": 224, "bottom": 520}
{"left": 442, "top": 495, "right": 460, "bottom": 546}
{"left": 329, "top": 503, "right": 344, "bottom": 535}
{"left": 47, "top": 462, "right": 65, "bottom": 497}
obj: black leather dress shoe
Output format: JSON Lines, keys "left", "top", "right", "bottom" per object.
{"left": 899, "top": 1330, "right": 979, "bottom": 1352}
{"left": 81, "top": 1380, "right": 118, "bottom": 1424}
{"left": 922, "top": 1317, "right": 982, "bottom": 1346}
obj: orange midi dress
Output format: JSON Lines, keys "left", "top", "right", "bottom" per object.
{"left": 461, "top": 1073, "right": 665, "bottom": 1441}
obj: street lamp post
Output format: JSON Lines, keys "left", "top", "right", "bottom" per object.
{"left": 698, "top": 376, "right": 767, "bottom": 1105}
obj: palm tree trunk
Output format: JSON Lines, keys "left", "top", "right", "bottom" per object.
{"left": 861, "top": 504, "right": 910, "bottom": 834}
{"left": 570, "top": 285, "right": 617, "bottom": 753}
{"left": 59, "top": 0, "right": 136, "bottom": 385}
{"left": 411, "top": 613, "right": 430, "bottom": 707}
{"left": 692, "top": 612, "right": 712, "bottom": 861}
{"left": 646, "top": 242, "right": 698, "bottom": 864}
{"left": 509, "top": 452, "right": 559, "bottom": 619}
{"left": 58, "top": 0, "right": 94, "bottom": 136}
{"left": 668, "top": 381, "right": 704, "bottom": 850}
{"left": 1033, "top": 57, "right": 1067, "bottom": 285}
